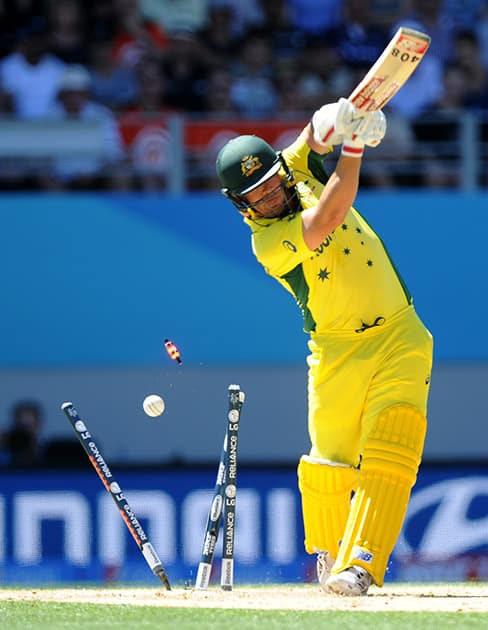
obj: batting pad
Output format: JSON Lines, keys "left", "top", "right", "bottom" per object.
{"left": 332, "top": 405, "right": 427, "bottom": 586}
{"left": 298, "top": 455, "right": 358, "bottom": 558}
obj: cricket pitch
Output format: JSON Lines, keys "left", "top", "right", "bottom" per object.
{"left": 0, "top": 584, "right": 486, "bottom": 612}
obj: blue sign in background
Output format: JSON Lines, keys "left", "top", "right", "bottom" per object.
{"left": 0, "top": 191, "right": 485, "bottom": 365}
{"left": 0, "top": 466, "right": 486, "bottom": 585}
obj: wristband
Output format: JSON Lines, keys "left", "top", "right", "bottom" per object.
{"left": 341, "top": 138, "right": 364, "bottom": 158}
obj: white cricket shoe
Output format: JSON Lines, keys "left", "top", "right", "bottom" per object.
{"left": 316, "top": 552, "right": 335, "bottom": 591}
{"left": 325, "top": 565, "right": 373, "bottom": 596}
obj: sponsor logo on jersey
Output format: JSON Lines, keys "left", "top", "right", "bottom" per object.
{"left": 282, "top": 240, "right": 297, "bottom": 252}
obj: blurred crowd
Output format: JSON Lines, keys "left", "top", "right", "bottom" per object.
{"left": 0, "top": 0, "right": 488, "bottom": 190}
{"left": 0, "top": 398, "right": 91, "bottom": 468}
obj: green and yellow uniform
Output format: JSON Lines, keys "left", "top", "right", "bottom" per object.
{"left": 244, "top": 137, "right": 433, "bottom": 585}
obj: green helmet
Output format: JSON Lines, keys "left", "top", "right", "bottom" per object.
{"left": 216, "top": 135, "right": 281, "bottom": 196}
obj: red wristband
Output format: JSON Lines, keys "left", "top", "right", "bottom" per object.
{"left": 341, "top": 143, "right": 364, "bottom": 158}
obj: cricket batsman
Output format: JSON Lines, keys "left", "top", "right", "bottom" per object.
{"left": 215, "top": 98, "right": 433, "bottom": 595}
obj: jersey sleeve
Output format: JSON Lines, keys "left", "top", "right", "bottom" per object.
{"left": 282, "top": 136, "right": 332, "bottom": 185}
{"left": 251, "top": 213, "right": 313, "bottom": 277}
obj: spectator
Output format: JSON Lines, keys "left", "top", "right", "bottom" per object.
{"left": 249, "top": 0, "right": 306, "bottom": 62}
{"left": 0, "top": 400, "right": 45, "bottom": 467}
{"left": 360, "top": 109, "right": 420, "bottom": 188}
{"left": 295, "top": 39, "right": 355, "bottom": 113}
{"left": 443, "top": 0, "right": 486, "bottom": 30}
{"left": 368, "top": 0, "right": 408, "bottom": 31}
{"left": 475, "top": 4, "right": 488, "bottom": 70}
{"left": 161, "top": 30, "right": 210, "bottom": 112}
{"left": 127, "top": 57, "right": 176, "bottom": 114}
{"left": 329, "top": 0, "right": 391, "bottom": 67}
{"left": 111, "top": 0, "right": 169, "bottom": 69}
{"left": 392, "top": 0, "right": 456, "bottom": 67}
{"left": 0, "top": 82, "right": 13, "bottom": 113}
{"left": 85, "top": 0, "right": 116, "bottom": 42}
{"left": 89, "top": 37, "right": 140, "bottom": 111}
{"left": 208, "top": 0, "right": 262, "bottom": 37}
{"left": 287, "top": 0, "right": 342, "bottom": 36}
{"left": 0, "top": 16, "right": 66, "bottom": 118}
{"left": 191, "top": 65, "right": 241, "bottom": 188}
{"left": 229, "top": 34, "right": 279, "bottom": 118}
{"left": 412, "top": 62, "right": 470, "bottom": 188}
{"left": 274, "top": 61, "right": 309, "bottom": 118}
{"left": 140, "top": 0, "right": 209, "bottom": 34}
{"left": 0, "top": 80, "right": 28, "bottom": 190}
{"left": 452, "top": 29, "right": 487, "bottom": 105}
{"left": 202, "top": 65, "right": 239, "bottom": 118}
{"left": 119, "top": 58, "right": 178, "bottom": 190}
{"left": 41, "top": 64, "right": 129, "bottom": 190}
{"left": 0, "top": 0, "right": 45, "bottom": 59}
{"left": 47, "top": 0, "right": 89, "bottom": 64}
{"left": 197, "top": 3, "right": 241, "bottom": 69}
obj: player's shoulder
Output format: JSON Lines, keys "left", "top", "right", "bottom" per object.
{"left": 281, "top": 135, "right": 310, "bottom": 164}
{"left": 282, "top": 136, "right": 330, "bottom": 187}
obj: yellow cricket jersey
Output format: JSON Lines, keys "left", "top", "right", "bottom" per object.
{"left": 244, "top": 137, "right": 412, "bottom": 334}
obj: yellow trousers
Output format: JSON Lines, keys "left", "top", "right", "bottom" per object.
{"left": 307, "top": 305, "right": 433, "bottom": 466}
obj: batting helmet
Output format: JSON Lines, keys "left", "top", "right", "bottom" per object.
{"left": 216, "top": 135, "right": 282, "bottom": 197}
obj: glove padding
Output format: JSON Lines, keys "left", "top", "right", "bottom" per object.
{"left": 349, "top": 110, "right": 387, "bottom": 147}
{"left": 342, "top": 109, "right": 387, "bottom": 157}
{"left": 312, "top": 97, "right": 362, "bottom": 147}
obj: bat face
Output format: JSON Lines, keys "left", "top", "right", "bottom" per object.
{"left": 349, "top": 27, "right": 432, "bottom": 112}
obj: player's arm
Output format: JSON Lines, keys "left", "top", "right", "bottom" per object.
{"left": 300, "top": 99, "right": 386, "bottom": 250}
{"left": 295, "top": 122, "right": 328, "bottom": 156}
{"left": 301, "top": 152, "right": 362, "bottom": 250}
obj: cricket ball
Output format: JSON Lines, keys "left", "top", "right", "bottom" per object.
{"left": 143, "top": 394, "right": 165, "bottom": 417}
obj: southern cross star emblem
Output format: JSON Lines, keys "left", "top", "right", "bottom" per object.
{"left": 318, "top": 267, "right": 331, "bottom": 281}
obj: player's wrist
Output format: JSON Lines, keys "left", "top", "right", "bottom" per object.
{"left": 341, "top": 137, "right": 365, "bottom": 157}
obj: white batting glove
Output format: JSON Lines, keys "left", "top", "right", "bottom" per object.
{"left": 342, "top": 110, "right": 387, "bottom": 158}
{"left": 312, "top": 97, "right": 361, "bottom": 147}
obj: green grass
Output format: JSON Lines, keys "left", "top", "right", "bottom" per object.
{"left": 0, "top": 602, "right": 486, "bottom": 629}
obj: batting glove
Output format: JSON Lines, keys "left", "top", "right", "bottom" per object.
{"left": 312, "top": 97, "right": 361, "bottom": 147}
{"left": 342, "top": 110, "right": 387, "bottom": 158}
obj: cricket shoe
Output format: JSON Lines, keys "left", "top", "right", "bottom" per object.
{"left": 324, "top": 565, "right": 373, "bottom": 596}
{"left": 316, "top": 552, "right": 335, "bottom": 591}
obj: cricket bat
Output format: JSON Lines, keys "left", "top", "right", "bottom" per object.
{"left": 348, "top": 26, "right": 431, "bottom": 112}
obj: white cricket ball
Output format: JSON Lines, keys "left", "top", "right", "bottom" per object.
{"left": 143, "top": 394, "right": 165, "bottom": 417}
